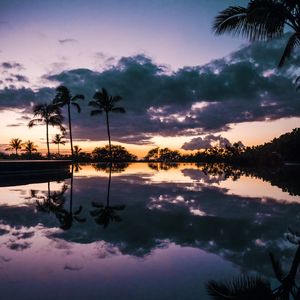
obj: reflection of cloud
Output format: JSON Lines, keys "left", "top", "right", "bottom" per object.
{"left": 0, "top": 166, "right": 300, "bottom": 277}
{"left": 0, "top": 255, "right": 11, "bottom": 263}
{"left": 7, "top": 241, "right": 31, "bottom": 251}
{"left": 64, "top": 264, "right": 83, "bottom": 271}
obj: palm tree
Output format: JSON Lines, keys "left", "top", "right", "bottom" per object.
{"left": 22, "top": 140, "right": 38, "bottom": 158}
{"left": 88, "top": 88, "right": 125, "bottom": 160}
{"left": 213, "top": 0, "right": 300, "bottom": 67}
{"left": 5, "top": 138, "right": 22, "bottom": 155}
{"left": 28, "top": 103, "right": 65, "bottom": 159}
{"left": 73, "top": 145, "right": 82, "bottom": 157}
{"left": 53, "top": 86, "right": 84, "bottom": 158}
{"left": 52, "top": 134, "right": 66, "bottom": 155}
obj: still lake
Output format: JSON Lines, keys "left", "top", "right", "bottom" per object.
{"left": 0, "top": 162, "right": 300, "bottom": 300}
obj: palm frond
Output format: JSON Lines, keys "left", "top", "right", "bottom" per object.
{"left": 213, "top": 6, "right": 249, "bottom": 37}
{"left": 206, "top": 276, "right": 272, "bottom": 300}
{"left": 72, "top": 94, "right": 85, "bottom": 101}
{"left": 269, "top": 252, "right": 285, "bottom": 282}
{"left": 90, "top": 109, "right": 103, "bottom": 116}
{"left": 88, "top": 100, "right": 100, "bottom": 108}
{"left": 279, "top": 33, "right": 300, "bottom": 67}
{"left": 112, "top": 95, "right": 122, "bottom": 103}
{"left": 71, "top": 102, "right": 81, "bottom": 113}
{"left": 28, "top": 118, "right": 43, "bottom": 127}
{"left": 213, "top": 1, "right": 287, "bottom": 42}
{"left": 112, "top": 107, "right": 126, "bottom": 113}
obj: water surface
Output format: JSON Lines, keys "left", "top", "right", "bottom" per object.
{"left": 1, "top": 163, "right": 300, "bottom": 300}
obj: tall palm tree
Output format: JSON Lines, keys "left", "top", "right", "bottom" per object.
{"left": 22, "top": 140, "right": 38, "bottom": 158}
{"left": 28, "top": 103, "right": 65, "bottom": 159}
{"left": 52, "top": 134, "right": 66, "bottom": 155}
{"left": 53, "top": 86, "right": 84, "bottom": 158}
{"left": 213, "top": 0, "right": 300, "bottom": 67}
{"left": 5, "top": 138, "right": 23, "bottom": 156}
{"left": 88, "top": 88, "right": 125, "bottom": 160}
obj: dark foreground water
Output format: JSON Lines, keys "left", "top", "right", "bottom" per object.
{"left": 0, "top": 163, "right": 300, "bottom": 300}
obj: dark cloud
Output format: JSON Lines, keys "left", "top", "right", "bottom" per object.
{"left": 12, "top": 74, "right": 29, "bottom": 82}
{"left": 1, "top": 34, "right": 300, "bottom": 144}
{"left": 58, "top": 38, "right": 78, "bottom": 44}
{"left": 6, "top": 123, "right": 23, "bottom": 127}
{"left": 1, "top": 61, "right": 23, "bottom": 70}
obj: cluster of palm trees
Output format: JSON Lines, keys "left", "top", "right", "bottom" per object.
{"left": 5, "top": 138, "right": 38, "bottom": 157}
{"left": 26, "top": 86, "right": 125, "bottom": 160}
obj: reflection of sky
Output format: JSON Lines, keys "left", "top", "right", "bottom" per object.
{"left": 0, "top": 163, "right": 300, "bottom": 299}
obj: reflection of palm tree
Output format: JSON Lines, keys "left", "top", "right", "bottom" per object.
{"left": 57, "top": 164, "right": 86, "bottom": 230}
{"left": 28, "top": 103, "right": 65, "bottom": 159}
{"left": 90, "top": 163, "right": 125, "bottom": 228}
{"left": 34, "top": 168, "right": 85, "bottom": 230}
{"left": 207, "top": 276, "right": 273, "bottom": 299}
{"left": 5, "top": 138, "right": 22, "bottom": 155}
{"left": 52, "top": 134, "right": 66, "bottom": 155}
{"left": 207, "top": 228, "right": 300, "bottom": 299}
{"left": 93, "top": 162, "right": 130, "bottom": 173}
{"left": 88, "top": 88, "right": 125, "bottom": 160}
{"left": 213, "top": 1, "right": 300, "bottom": 67}
{"left": 35, "top": 182, "right": 68, "bottom": 214}
{"left": 53, "top": 86, "right": 85, "bottom": 158}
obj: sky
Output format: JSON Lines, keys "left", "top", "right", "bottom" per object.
{"left": 0, "top": 0, "right": 300, "bottom": 157}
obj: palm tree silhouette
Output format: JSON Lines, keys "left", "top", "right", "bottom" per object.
{"left": 28, "top": 103, "right": 65, "bottom": 159}
{"left": 22, "top": 140, "right": 38, "bottom": 158}
{"left": 213, "top": 1, "right": 300, "bottom": 67}
{"left": 52, "top": 133, "right": 66, "bottom": 155}
{"left": 88, "top": 88, "right": 125, "bottom": 160}
{"left": 34, "top": 167, "right": 85, "bottom": 230}
{"left": 5, "top": 138, "right": 22, "bottom": 156}
{"left": 73, "top": 145, "right": 82, "bottom": 158}
{"left": 90, "top": 163, "right": 125, "bottom": 228}
{"left": 53, "top": 86, "right": 84, "bottom": 158}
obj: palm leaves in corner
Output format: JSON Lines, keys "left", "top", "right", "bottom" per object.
{"left": 213, "top": 0, "right": 300, "bottom": 67}
{"left": 206, "top": 276, "right": 273, "bottom": 300}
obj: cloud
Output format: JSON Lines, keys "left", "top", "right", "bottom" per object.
{"left": 1, "top": 61, "right": 23, "bottom": 70}
{"left": 182, "top": 134, "right": 232, "bottom": 150}
{"left": 6, "top": 123, "right": 24, "bottom": 127}
{"left": 58, "top": 38, "right": 78, "bottom": 44}
{"left": 1, "top": 34, "right": 300, "bottom": 144}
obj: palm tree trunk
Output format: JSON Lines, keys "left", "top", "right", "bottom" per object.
{"left": 58, "top": 143, "right": 60, "bottom": 155}
{"left": 15, "top": 148, "right": 17, "bottom": 156}
{"left": 105, "top": 112, "right": 112, "bottom": 161}
{"left": 107, "top": 163, "right": 112, "bottom": 207}
{"left": 46, "top": 121, "right": 50, "bottom": 159}
{"left": 68, "top": 104, "right": 74, "bottom": 158}
{"left": 70, "top": 164, "right": 74, "bottom": 213}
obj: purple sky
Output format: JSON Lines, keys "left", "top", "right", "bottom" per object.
{"left": 0, "top": 0, "right": 300, "bottom": 156}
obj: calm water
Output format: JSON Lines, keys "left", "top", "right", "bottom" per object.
{"left": 0, "top": 163, "right": 300, "bottom": 300}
